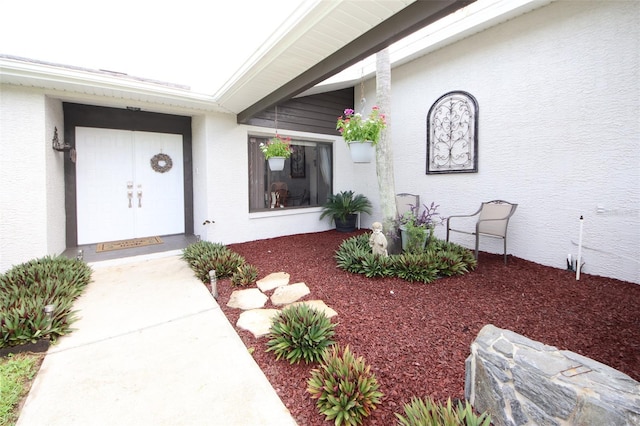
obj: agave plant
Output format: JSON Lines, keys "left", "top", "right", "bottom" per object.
{"left": 266, "top": 304, "right": 336, "bottom": 364}
{"left": 307, "top": 344, "right": 383, "bottom": 425}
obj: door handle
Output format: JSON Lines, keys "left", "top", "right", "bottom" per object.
{"left": 137, "top": 185, "right": 142, "bottom": 208}
{"left": 127, "top": 182, "right": 133, "bottom": 208}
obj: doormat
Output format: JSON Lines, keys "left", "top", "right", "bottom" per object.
{"left": 96, "top": 236, "right": 163, "bottom": 253}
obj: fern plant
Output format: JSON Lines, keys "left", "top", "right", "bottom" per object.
{"left": 266, "top": 304, "right": 336, "bottom": 364}
{"left": 307, "top": 344, "right": 383, "bottom": 426}
{"left": 395, "top": 396, "right": 491, "bottom": 426}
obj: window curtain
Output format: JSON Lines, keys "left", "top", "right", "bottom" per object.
{"left": 319, "top": 144, "right": 331, "bottom": 187}
{"left": 248, "top": 138, "right": 266, "bottom": 209}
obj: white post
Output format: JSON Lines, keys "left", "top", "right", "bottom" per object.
{"left": 576, "top": 216, "right": 584, "bottom": 280}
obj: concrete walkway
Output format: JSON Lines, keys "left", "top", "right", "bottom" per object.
{"left": 17, "top": 251, "right": 297, "bottom": 426}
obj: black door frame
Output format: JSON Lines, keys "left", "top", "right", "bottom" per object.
{"left": 63, "top": 103, "right": 194, "bottom": 247}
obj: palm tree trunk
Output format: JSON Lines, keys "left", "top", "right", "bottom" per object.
{"left": 375, "top": 48, "right": 399, "bottom": 252}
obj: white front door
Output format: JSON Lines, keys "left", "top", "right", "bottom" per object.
{"left": 76, "top": 127, "right": 184, "bottom": 244}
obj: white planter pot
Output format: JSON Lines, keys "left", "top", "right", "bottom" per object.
{"left": 268, "top": 156, "right": 286, "bottom": 171}
{"left": 348, "top": 141, "right": 375, "bottom": 163}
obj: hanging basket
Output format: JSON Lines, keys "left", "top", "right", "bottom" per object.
{"left": 348, "top": 141, "right": 375, "bottom": 163}
{"left": 268, "top": 156, "right": 286, "bottom": 171}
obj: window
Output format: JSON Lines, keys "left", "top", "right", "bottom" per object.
{"left": 248, "top": 136, "right": 333, "bottom": 211}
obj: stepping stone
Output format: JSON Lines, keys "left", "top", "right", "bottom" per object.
{"left": 227, "top": 288, "right": 268, "bottom": 310}
{"left": 271, "top": 282, "right": 310, "bottom": 306}
{"left": 287, "top": 300, "right": 338, "bottom": 318}
{"left": 257, "top": 272, "right": 290, "bottom": 292}
{"left": 237, "top": 309, "right": 281, "bottom": 338}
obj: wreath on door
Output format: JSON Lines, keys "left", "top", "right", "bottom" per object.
{"left": 150, "top": 153, "right": 173, "bottom": 173}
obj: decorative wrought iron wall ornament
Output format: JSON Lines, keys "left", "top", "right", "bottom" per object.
{"left": 426, "top": 91, "right": 478, "bottom": 174}
{"left": 150, "top": 153, "right": 173, "bottom": 173}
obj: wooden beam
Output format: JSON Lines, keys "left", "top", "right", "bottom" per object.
{"left": 237, "top": 0, "right": 476, "bottom": 124}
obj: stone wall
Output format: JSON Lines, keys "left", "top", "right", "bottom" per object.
{"left": 465, "top": 324, "right": 640, "bottom": 426}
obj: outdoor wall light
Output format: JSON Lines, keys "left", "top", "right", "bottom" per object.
{"left": 209, "top": 270, "right": 218, "bottom": 300}
{"left": 51, "top": 126, "right": 71, "bottom": 152}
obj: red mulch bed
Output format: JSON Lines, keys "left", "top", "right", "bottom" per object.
{"left": 215, "top": 230, "right": 640, "bottom": 425}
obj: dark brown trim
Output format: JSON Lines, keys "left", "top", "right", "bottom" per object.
{"left": 245, "top": 88, "right": 353, "bottom": 134}
{"left": 63, "top": 103, "right": 193, "bottom": 246}
{"left": 237, "top": 0, "right": 476, "bottom": 123}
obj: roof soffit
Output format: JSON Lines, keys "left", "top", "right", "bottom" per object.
{"left": 234, "top": 0, "right": 476, "bottom": 122}
{"left": 216, "top": 0, "right": 417, "bottom": 115}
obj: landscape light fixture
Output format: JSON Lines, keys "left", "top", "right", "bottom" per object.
{"left": 44, "top": 304, "right": 55, "bottom": 335}
{"left": 209, "top": 270, "right": 218, "bottom": 299}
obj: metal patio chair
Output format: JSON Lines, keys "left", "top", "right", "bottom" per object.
{"left": 446, "top": 200, "right": 518, "bottom": 264}
{"left": 395, "top": 193, "right": 420, "bottom": 218}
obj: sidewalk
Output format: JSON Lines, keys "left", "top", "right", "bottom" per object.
{"left": 17, "top": 251, "right": 297, "bottom": 426}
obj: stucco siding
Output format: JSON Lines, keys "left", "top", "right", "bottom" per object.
{"left": 0, "top": 86, "right": 49, "bottom": 271}
{"left": 0, "top": 1, "right": 636, "bottom": 285}
{"left": 360, "top": 0, "right": 639, "bottom": 283}
{"left": 196, "top": 113, "right": 337, "bottom": 245}
{"left": 44, "top": 96, "right": 66, "bottom": 257}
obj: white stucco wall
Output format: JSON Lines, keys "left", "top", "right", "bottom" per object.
{"left": 1, "top": 1, "right": 636, "bottom": 285}
{"left": 192, "top": 112, "right": 341, "bottom": 245}
{"left": 44, "top": 96, "right": 66, "bottom": 256}
{"left": 0, "top": 86, "right": 50, "bottom": 271}
{"left": 360, "top": 0, "right": 639, "bottom": 283}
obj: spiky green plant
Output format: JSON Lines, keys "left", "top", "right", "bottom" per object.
{"left": 307, "top": 344, "right": 383, "bottom": 426}
{"left": 0, "top": 256, "right": 92, "bottom": 348}
{"left": 391, "top": 253, "right": 439, "bottom": 283}
{"left": 231, "top": 264, "right": 258, "bottom": 287}
{"left": 266, "top": 304, "right": 336, "bottom": 364}
{"left": 335, "top": 234, "right": 371, "bottom": 274}
{"left": 334, "top": 234, "right": 476, "bottom": 283}
{"left": 395, "top": 396, "right": 491, "bottom": 426}
{"left": 182, "top": 241, "right": 246, "bottom": 282}
{"left": 319, "top": 191, "right": 373, "bottom": 223}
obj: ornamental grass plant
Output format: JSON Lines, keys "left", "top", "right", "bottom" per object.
{"left": 181, "top": 241, "right": 246, "bottom": 282}
{"left": 334, "top": 233, "right": 476, "bottom": 283}
{"left": 0, "top": 256, "right": 92, "bottom": 348}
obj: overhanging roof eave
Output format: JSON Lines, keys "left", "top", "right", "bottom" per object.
{"left": 236, "top": 0, "right": 476, "bottom": 124}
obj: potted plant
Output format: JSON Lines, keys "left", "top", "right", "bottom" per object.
{"left": 260, "top": 134, "right": 292, "bottom": 171}
{"left": 336, "top": 106, "right": 386, "bottom": 163}
{"left": 319, "top": 190, "right": 372, "bottom": 232}
{"left": 394, "top": 202, "right": 442, "bottom": 253}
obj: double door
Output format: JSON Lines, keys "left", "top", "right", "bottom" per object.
{"left": 75, "top": 127, "right": 184, "bottom": 244}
